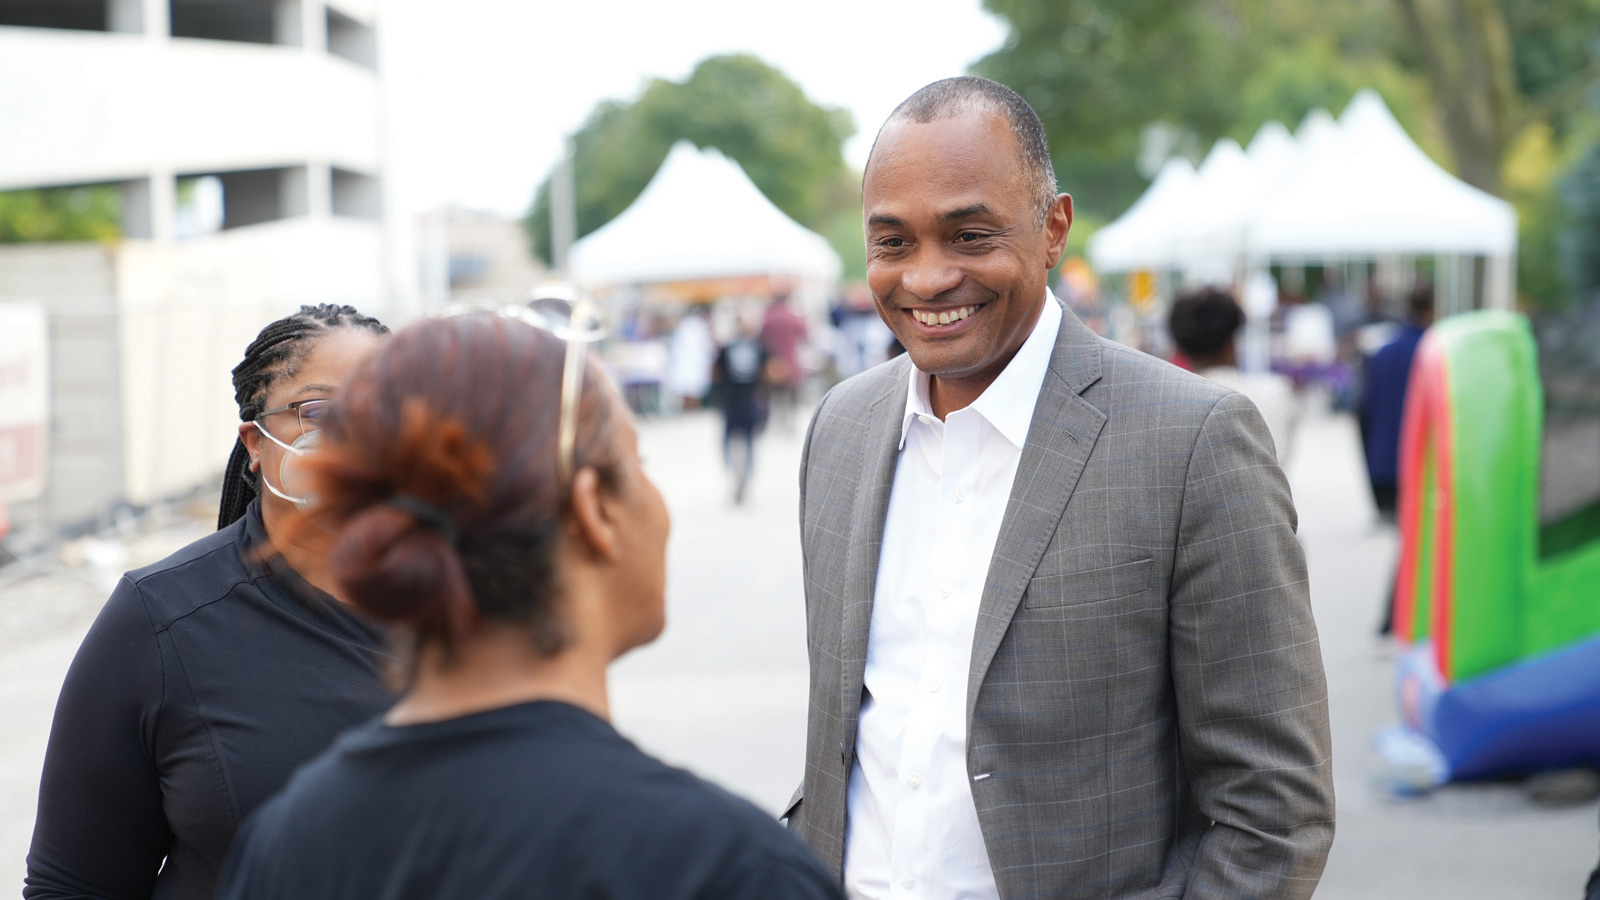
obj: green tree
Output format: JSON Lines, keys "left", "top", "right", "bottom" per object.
{"left": 1230, "top": 37, "right": 1440, "bottom": 155}
{"left": 525, "top": 54, "right": 857, "bottom": 273}
{"left": 1561, "top": 139, "right": 1600, "bottom": 301}
{"left": 973, "top": 0, "right": 1251, "bottom": 216}
{"left": 976, "top": 0, "right": 1600, "bottom": 308}
{"left": 976, "top": 0, "right": 1600, "bottom": 204}
{"left": 0, "top": 185, "right": 121, "bottom": 243}
{"left": 1392, "top": 0, "right": 1600, "bottom": 196}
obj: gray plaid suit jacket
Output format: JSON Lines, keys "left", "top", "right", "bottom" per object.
{"left": 788, "top": 302, "right": 1334, "bottom": 899}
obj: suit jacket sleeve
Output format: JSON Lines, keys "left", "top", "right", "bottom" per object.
{"left": 1169, "top": 391, "right": 1335, "bottom": 900}
{"left": 786, "top": 387, "right": 834, "bottom": 835}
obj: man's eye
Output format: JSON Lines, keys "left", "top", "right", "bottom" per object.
{"left": 880, "top": 237, "right": 906, "bottom": 249}
{"left": 957, "top": 232, "right": 984, "bottom": 243}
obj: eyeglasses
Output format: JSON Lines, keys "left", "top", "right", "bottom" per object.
{"left": 437, "top": 284, "right": 608, "bottom": 487}
{"left": 254, "top": 398, "right": 330, "bottom": 438}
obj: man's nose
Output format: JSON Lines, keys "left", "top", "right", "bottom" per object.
{"left": 901, "top": 250, "right": 963, "bottom": 301}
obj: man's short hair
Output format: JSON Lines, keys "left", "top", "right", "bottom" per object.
{"left": 1168, "top": 287, "right": 1244, "bottom": 361}
{"left": 870, "top": 76, "right": 1059, "bottom": 225}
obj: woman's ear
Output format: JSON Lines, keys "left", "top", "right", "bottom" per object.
{"left": 238, "top": 422, "right": 263, "bottom": 471}
{"left": 568, "top": 467, "right": 619, "bottom": 562}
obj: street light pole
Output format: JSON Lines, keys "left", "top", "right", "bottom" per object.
{"left": 550, "top": 136, "right": 576, "bottom": 277}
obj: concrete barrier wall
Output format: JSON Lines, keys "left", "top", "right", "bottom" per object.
{"left": 0, "top": 218, "right": 389, "bottom": 539}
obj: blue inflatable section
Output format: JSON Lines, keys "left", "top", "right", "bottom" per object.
{"left": 1395, "top": 633, "right": 1600, "bottom": 780}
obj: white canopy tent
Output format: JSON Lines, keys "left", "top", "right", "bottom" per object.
{"left": 1084, "top": 157, "right": 1197, "bottom": 272}
{"left": 1089, "top": 92, "right": 1517, "bottom": 310}
{"left": 1176, "top": 122, "right": 1302, "bottom": 280}
{"left": 1245, "top": 120, "right": 1298, "bottom": 182}
{"left": 569, "top": 141, "right": 842, "bottom": 289}
{"left": 1170, "top": 138, "right": 1254, "bottom": 280}
{"left": 1251, "top": 92, "right": 1516, "bottom": 256}
{"left": 1250, "top": 91, "right": 1517, "bottom": 308}
{"left": 1293, "top": 108, "right": 1342, "bottom": 163}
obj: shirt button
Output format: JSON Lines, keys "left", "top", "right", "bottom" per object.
{"left": 907, "top": 774, "right": 921, "bottom": 789}
{"left": 938, "top": 583, "right": 951, "bottom": 597}
{"left": 925, "top": 679, "right": 940, "bottom": 693}
{"left": 902, "top": 876, "right": 916, "bottom": 889}
{"left": 952, "top": 490, "right": 964, "bottom": 504}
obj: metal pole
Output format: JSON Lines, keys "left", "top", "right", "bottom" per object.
{"left": 550, "top": 137, "right": 576, "bottom": 277}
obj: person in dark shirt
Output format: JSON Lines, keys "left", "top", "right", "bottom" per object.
{"left": 714, "top": 315, "right": 769, "bottom": 504}
{"left": 25, "top": 305, "right": 393, "bottom": 900}
{"left": 1359, "top": 282, "right": 1434, "bottom": 520}
{"left": 217, "top": 307, "right": 843, "bottom": 900}
{"left": 1359, "top": 283, "right": 1433, "bottom": 636}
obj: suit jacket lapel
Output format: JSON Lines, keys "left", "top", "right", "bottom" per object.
{"left": 840, "top": 358, "right": 912, "bottom": 726}
{"left": 967, "top": 308, "right": 1108, "bottom": 719}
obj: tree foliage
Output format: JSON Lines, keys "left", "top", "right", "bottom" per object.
{"left": 0, "top": 185, "right": 121, "bottom": 243}
{"left": 975, "top": 0, "right": 1600, "bottom": 306}
{"left": 1561, "top": 140, "right": 1600, "bottom": 302}
{"left": 977, "top": 0, "right": 1600, "bottom": 202}
{"left": 973, "top": 0, "right": 1244, "bottom": 215}
{"left": 525, "top": 54, "right": 856, "bottom": 271}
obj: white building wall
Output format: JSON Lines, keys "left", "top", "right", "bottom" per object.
{"left": 0, "top": 28, "right": 380, "bottom": 191}
{"left": 0, "top": 3, "right": 415, "bottom": 534}
{"left": 115, "top": 220, "right": 386, "bottom": 506}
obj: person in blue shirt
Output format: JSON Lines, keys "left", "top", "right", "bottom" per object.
{"left": 1360, "top": 282, "right": 1433, "bottom": 635}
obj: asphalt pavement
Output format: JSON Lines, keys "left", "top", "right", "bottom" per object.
{"left": 1, "top": 402, "right": 1594, "bottom": 897}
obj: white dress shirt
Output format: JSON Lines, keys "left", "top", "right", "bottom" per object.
{"left": 844, "top": 295, "right": 1062, "bottom": 900}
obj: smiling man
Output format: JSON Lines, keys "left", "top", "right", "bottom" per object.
{"left": 786, "top": 77, "right": 1335, "bottom": 899}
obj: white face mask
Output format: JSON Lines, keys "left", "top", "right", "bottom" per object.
{"left": 253, "top": 423, "right": 320, "bottom": 508}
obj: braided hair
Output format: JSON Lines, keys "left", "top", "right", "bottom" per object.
{"left": 218, "top": 304, "right": 389, "bottom": 530}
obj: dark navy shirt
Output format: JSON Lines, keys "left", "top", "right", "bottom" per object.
{"left": 25, "top": 502, "right": 396, "bottom": 900}
{"left": 1360, "top": 322, "right": 1427, "bottom": 486}
{"left": 717, "top": 339, "right": 769, "bottom": 428}
{"left": 219, "top": 701, "right": 845, "bottom": 900}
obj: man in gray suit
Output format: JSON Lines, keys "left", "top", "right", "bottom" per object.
{"left": 786, "top": 77, "right": 1334, "bottom": 899}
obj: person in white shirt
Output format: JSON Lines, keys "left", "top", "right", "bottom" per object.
{"left": 1168, "top": 286, "right": 1300, "bottom": 464}
{"left": 786, "top": 76, "right": 1333, "bottom": 900}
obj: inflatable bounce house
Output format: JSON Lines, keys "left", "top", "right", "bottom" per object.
{"left": 1388, "top": 309, "right": 1600, "bottom": 783}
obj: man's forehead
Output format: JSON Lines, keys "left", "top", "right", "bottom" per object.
{"left": 864, "top": 112, "right": 1022, "bottom": 212}
{"left": 871, "top": 109, "right": 1010, "bottom": 167}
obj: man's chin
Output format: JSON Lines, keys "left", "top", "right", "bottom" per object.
{"left": 901, "top": 342, "right": 982, "bottom": 380}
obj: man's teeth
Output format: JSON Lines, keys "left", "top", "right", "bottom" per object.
{"left": 914, "top": 306, "right": 979, "bottom": 326}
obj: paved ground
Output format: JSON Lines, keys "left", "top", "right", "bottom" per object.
{"left": 1, "top": 403, "right": 1595, "bottom": 896}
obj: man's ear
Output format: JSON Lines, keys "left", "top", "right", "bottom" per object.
{"left": 568, "top": 467, "right": 619, "bottom": 562}
{"left": 238, "top": 422, "right": 262, "bottom": 472}
{"left": 1043, "top": 193, "right": 1074, "bottom": 269}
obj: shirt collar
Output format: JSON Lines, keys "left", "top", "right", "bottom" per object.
{"left": 898, "top": 289, "right": 1063, "bottom": 450}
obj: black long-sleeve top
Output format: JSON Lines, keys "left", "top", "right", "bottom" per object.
{"left": 218, "top": 701, "right": 845, "bottom": 900}
{"left": 25, "top": 501, "right": 397, "bottom": 900}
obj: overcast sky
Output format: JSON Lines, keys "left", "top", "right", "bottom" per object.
{"left": 381, "top": 0, "right": 1009, "bottom": 216}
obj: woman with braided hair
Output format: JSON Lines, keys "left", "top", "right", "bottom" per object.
{"left": 26, "top": 304, "right": 395, "bottom": 900}
{"left": 215, "top": 310, "right": 842, "bottom": 899}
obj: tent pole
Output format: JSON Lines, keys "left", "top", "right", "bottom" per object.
{"left": 1485, "top": 253, "right": 1515, "bottom": 310}
{"left": 1433, "top": 255, "right": 1448, "bottom": 320}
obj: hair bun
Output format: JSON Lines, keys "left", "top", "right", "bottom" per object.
{"left": 330, "top": 505, "right": 477, "bottom": 637}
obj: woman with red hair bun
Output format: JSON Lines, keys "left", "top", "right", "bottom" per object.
{"left": 216, "top": 309, "right": 842, "bottom": 900}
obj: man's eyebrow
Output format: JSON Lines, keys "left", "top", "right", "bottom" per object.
{"left": 293, "top": 383, "right": 335, "bottom": 398}
{"left": 941, "top": 203, "right": 993, "bottom": 222}
{"left": 866, "top": 213, "right": 905, "bottom": 228}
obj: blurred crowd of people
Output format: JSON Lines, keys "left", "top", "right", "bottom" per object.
{"left": 599, "top": 288, "right": 904, "bottom": 505}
